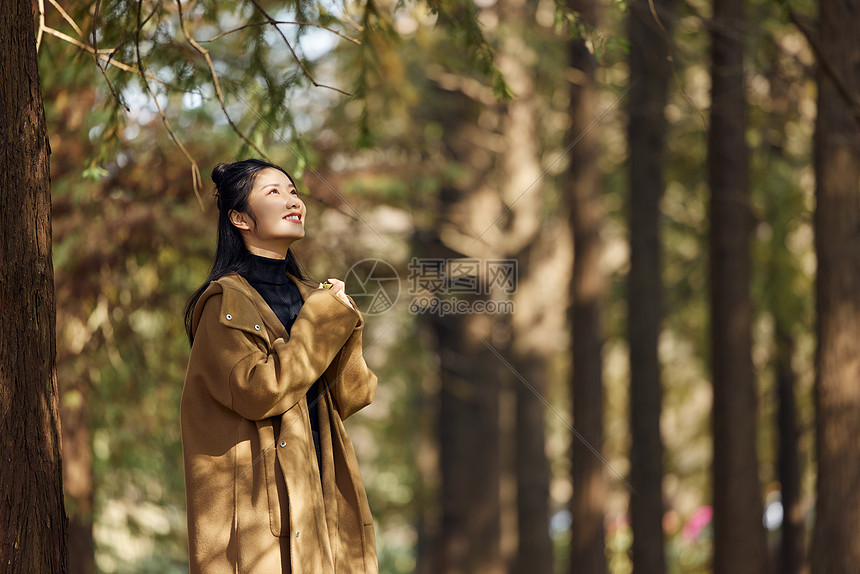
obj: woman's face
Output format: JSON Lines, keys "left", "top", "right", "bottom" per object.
{"left": 230, "top": 167, "right": 306, "bottom": 258}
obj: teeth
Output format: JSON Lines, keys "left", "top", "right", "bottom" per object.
{"left": 285, "top": 215, "right": 300, "bottom": 222}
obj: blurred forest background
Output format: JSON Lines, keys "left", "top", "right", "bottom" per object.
{"left": 2, "top": 0, "right": 859, "bottom": 572}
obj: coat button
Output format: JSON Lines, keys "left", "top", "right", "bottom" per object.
{"left": 254, "top": 324, "right": 261, "bottom": 331}
{"left": 296, "top": 531, "right": 300, "bottom": 538}
{"left": 279, "top": 441, "right": 287, "bottom": 448}
{"left": 225, "top": 314, "right": 232, "bottom": 320}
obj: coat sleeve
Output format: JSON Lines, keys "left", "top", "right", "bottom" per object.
{"left": 190, "top": 287, "right": 360, "bottom": 421}
{"left": 325, "top": 296, "right": 378, "bottom": 420}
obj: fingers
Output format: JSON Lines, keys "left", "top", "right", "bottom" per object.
{"left": 335, "top": 291, "right": 354, "bottom": 309}
{"left": 319, "top": 278, "right": 354, "bottom": 310}
{"left": 319, "top": 278, "right": 345, "bottom": 293}
{"left": 328, "top": 278, "right": 353, "bottom": 309}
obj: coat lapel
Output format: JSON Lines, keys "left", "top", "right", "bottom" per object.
{"left": 219, "top": 272, "right": 321, "bottom": 340}
{"left": 218, "top": 273, "right": 288, "bottom": 341}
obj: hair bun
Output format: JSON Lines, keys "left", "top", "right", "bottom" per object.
{"left": 211, "top": 163, "right": 228, "bottom": 187}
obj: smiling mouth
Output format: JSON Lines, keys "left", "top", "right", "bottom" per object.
{"left": 283, "top": 214, "right": 302, "bottom": 223}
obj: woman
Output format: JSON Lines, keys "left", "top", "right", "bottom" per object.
{"left": 181, "top": 159, "right": 378, "bottom": 573}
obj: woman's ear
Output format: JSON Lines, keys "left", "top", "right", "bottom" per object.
{"left": 229, "top": 209, "right": 252, "bottom": 230}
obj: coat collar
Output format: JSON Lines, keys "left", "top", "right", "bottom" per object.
{"left": 192, "top": 272, "right": 320, "bottom": 341}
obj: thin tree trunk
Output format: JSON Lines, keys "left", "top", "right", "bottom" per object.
{"left": 61, "top": 383, "right": 95, "bottom": 574}
{"left": 626, "top": 0, "right": 671, "bottom": 571}
{"left": 415, "top": 315, "right": 442, "bottom": 574}
{"left": 810, "top": 0, "right": 860, "bottom": 569}
{"left": 755, "top": 32, "right": 808, "bottom": 574}
{"left": 708, "top": 0, "right": 769, "bottom": 569}
{"left": 566, "top": 0, "right": 608, "bottom": 571}
{"left": 0, "top": 0, "right": 68, "bottom": 570}
{"left": 775, "top": 332, "right": 803, "bottom": 574}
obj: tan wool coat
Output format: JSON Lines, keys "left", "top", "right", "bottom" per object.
{"left": 181, "top": 273, "right": 378, "bottom": 573}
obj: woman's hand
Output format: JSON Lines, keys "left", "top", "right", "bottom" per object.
{"left": 320, "top": 278, "right": 355, "bottom": 310}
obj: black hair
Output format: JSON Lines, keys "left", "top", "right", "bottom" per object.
{"left": 184, "top": 159, "right": 307, "bottom": 343}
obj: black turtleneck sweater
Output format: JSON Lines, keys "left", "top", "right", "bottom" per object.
{"left": 241, "top": 253, "right": 322, "bottom": 475}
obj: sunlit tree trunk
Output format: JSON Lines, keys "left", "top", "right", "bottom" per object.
{"left": 49, "top": 83, "right": 99, "bottom": 574}
{"left": 566, "top": 0, "right": 608, "bottom": 571}
{"left": 0, "top": 0, "right": 68, "bottom": 570}
{"left": 61, "top": 383, "right": 94, "bottom": 574}
{"left": 626, "top": 0, "right": 671, "bottom": 572}
{"left": 509, "top": 271, "right": 555, "bottom": 574}
{"left": 810, "top": 0, "right": 860, "bottom": 569}
{"left": 493, "top": 1, "right": 556, "bottom": 572}
{"left": 416, "top": 83, "right": 505, "bottom": 574}
{"left": 425, "top": 228, "right": 504, "bottom": 574}
{"left": 708, "top": 0, "right": 769, "bottom": 569}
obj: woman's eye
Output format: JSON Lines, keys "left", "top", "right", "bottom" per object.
{"left": 268, "top": 189, "right": 279, "bottom": 194}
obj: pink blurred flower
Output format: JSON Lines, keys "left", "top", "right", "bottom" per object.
{"left": 682, "top": 506, "right": 713, "bottom": 541}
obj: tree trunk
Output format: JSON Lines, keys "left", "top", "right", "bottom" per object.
{"left": 754, "top": 29, "right": 808, "bottom": 574}
{"left": 494, "top": 1, "right": 555, "bottom": 572}
{"left": 417, "top": 83, "right": 505, "bottom": 574}
{"left": 810, "top": 0, "right": 860, "bottom": 569}
{"left": 428, "top": 238, "right": 503, "bottom": 574}
{"left": 61, "top": 383, "right": 94, "bottom": 574}
{"left": 626, "top": 0, "right": 671, "bottom": 572}
{"left": 566, "top": 0, "right": 608, "bottom": 571}
{"left": 708, "top": 0, "right": 769, "bottom": 569}
{"left": 0, "top": 0, "right": 68, "bottom": 571}
{"left": 415, "top": 318, "right": 442, "bottom": 574}
{"left": 509, "top": 247, "right": 556, "bottom": 574}
{"left": 511, "top": 344, "right": 554, "bottom": 574}
{"left": 775, "top": 332, "right": 803, "bottom": 574}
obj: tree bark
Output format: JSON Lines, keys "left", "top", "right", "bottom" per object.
{"left": 494, "top": 1, "right": 555, "bottom": 571}
{"left": 566, "top": 0, "right": 608, "bottom": 571}
{"left": 707, "top": 0, "right": 769, "bottom": 569}
{"left": 417, "top": 84, "right": 505, "bottom": 574}
{"left": 810, "top": 0, "right": 860, "bottom": 570}
{"left": 0, "top": 0, "right": 68, "bottom": 571}
{"left": 428, "top": 239, "right": 504, "bottom": 574}
{"left": 626, "top": 0, "right": 671, "bottom": 572}
{"left": 61, "top": 384, "right": 94, "bottom": 574}
{"left": 775, "top": 332, "right": 803, "bottom": 574}
{"left": 511, "top": 344, "right": 553, "bottom": 574}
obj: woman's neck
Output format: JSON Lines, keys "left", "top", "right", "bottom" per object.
{"left": 245, "top": 244, "right": 289, "bottom": 259}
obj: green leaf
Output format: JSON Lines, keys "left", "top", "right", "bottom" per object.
{"left": 82, "top": 165, "right": 109, "bottom": 181}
